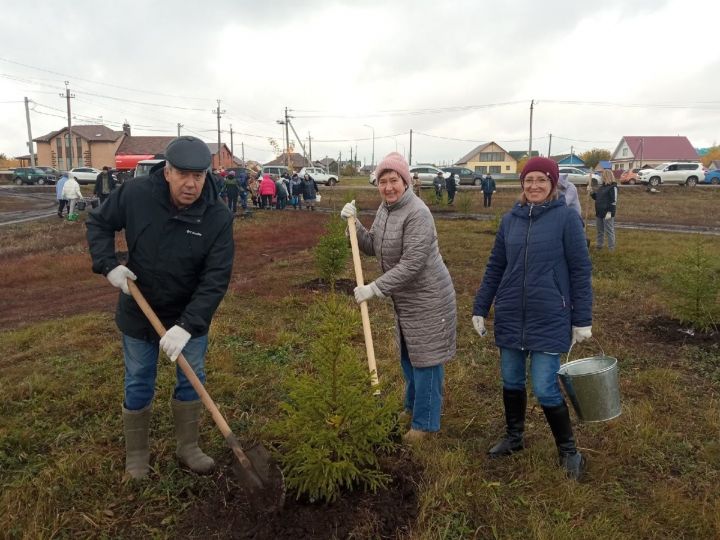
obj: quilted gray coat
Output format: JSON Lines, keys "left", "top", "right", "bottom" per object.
{"left": 355, "top": 188, "right": 456, "bottom": 367}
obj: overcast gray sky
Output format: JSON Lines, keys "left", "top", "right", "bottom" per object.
{"left": 1, "top": 0, "right": 718, "bottom": 166}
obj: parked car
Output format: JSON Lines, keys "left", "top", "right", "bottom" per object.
{"left": 441, "top": 166, "right": 484, "bottom": 186}
{"left": 619, "top": 168, "right": 640, "bottom": 185}
{"left": 261, "top": 165, "right": 290, "bottom": 179}
{"left": 12, "top": 167, "right": 58, "bottom": 185}
{"left": 637, "top": 162, "right": 706, "bottom": 187}
{"left": 36, "top": 166, "right": 62, "bottom": 177}
{"left": 700, "top": 169, "right": 720, "bottom": 185}
{"left": 558, "top": 166, "right": 601, "bottom": 186}
{"left": 69, "top": 167, "right": 102, "bottom": 185}
{"left": 370, "top": 165, "right": 450, "bottom": 186}
{"left": 134, "top": 160, "right": 164, "bottom": 178}
{"left": 297, "top": 167, "right": 339, "bottom": 186}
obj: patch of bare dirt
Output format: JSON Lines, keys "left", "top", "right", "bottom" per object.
{"left": 643, "top": 315, "right": 719, "bottom": 349}
{"left": 176, "top": 451, "right": 420, "bottom": 539}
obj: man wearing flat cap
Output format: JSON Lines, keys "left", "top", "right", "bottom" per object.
{"left": 86, "top": 136, "right": 234, "bottom": 480}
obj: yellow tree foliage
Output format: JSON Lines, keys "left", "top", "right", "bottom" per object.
{"left": 701, "top": 147, "right": 720, "bottom": 168}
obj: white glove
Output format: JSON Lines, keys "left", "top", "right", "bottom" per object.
{"left": 106, "top": 265, "right": 137, "bottom": 295}
{"left": 160, "top": 325, "right": 191, "bottom": 362}
{"left": 340, "top": 200, "right": 357, "bottom": 220}
{"left": 354, "top": 282, "right": 384, "bottom": 304}
{"left": 572, "top": 326, "right": 592, "bottom": 344}
{"left": 604, "top": 212, "right": 612, "bottom": 220}
{"left": 472, "top": 315, "right": 487, "bottom": 337}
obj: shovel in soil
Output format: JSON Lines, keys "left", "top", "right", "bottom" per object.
{"left": 347, "top": 209, "right": 380, "bottom": 389}
{"left": 127, "top": 281, "right": 285, "bottom": 510}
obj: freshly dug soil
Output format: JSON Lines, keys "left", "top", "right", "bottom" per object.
{"left": 177, "top": 450, "right": 420, "bottom": 539}
{"left": 644, "top": 315, "right": 719, "bottom": 349}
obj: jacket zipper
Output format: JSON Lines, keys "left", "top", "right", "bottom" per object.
{"left": 553, "top": 271, "right": 566, "bottom": 307}
{"left": 521, "top": 204, "right": 534, "bottom": 349}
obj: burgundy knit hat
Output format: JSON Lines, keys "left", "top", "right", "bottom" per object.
{"left": 520, "top": 157, "right": 559, "bottom": 189}
{"left": 374, "top": 152, "right": 412, "bottom": 186}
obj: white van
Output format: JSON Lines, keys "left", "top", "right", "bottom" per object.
{"left": 134, "top": 159, "right": 164, "bottom": 178}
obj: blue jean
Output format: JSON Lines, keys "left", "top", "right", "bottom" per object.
{"left": 500, "top": 347, "right": 563, "bottom": 407}
{"left": 122, "top": 334, "right": 208, "bottom": 411}
{"left": 239, "top": 191, "right": 248, "bottom": 210}
{"left": 400, "top": 335, "right": 444, "bottom": 432}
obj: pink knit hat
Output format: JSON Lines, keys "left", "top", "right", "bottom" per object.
{"left": 374, "top": 152, "right": 412, "bottom": 186}
{"left": 520, "top": 157, "right": 559, "bottom": 189}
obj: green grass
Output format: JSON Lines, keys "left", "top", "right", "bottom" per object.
{"left": 0, "top": 209, "right": 719, "bottom": 538}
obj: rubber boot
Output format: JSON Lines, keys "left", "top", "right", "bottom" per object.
{"left": 122, "top": 404, "right": 152, "bottom": 479}
{"left": 542, "top": 402, "right": 585, "bottom": 481}
{"left": 402, "top": 429, "right": 428, "bottom": 445}
{"left": 488, "top": 388, "right": 526, "bottom": 458}
{"left": 171, "top": 399, "right": 215, "bottom": 474}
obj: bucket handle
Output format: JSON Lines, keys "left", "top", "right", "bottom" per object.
{"left": 565, "top": 336, "right": 605, "bottom": 364}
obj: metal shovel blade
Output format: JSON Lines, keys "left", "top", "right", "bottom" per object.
{"left": 229, "top": 437, "right": 286, "bottom": 511}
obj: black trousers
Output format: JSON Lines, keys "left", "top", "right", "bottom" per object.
{"left": 483, "top": 193, "right": 493, "bottom": 207}
{"left": 57, "top": 199, "right": 69, "bottom": 215}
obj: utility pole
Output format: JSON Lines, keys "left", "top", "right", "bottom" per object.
{"left": 60, "top": 81, "right": 75, "bottom": 169}
{"left": 308, "top": 132, "right": 312, "bottom": 163}
{"left": 177, "top": 123, "right": 183, "bottom": 137}
{"left": 409, "top": 129, "right": 413, "bottom": 166}
{"left": 528, "top": 99, "right": 534, "bottom": 159}
{"left": 212, "top": 99, "right": 225, "bottom": 168}
{"left": 547, "top": 133, "right": 552, "bottom": 157}
{"left": 230, "top": 124, "right": 234, "bottom": 159}
{"left": 24, "top": 97, "right": 35, "bottom": 167}
{"left": 339, "top": 151, "right": 342, "bottom": 177}
{"left": 363, "top": 124, "right": 374, "bottom": 168}
{"left": 241, "top": 142, "right": 245, "bottom": 166}
{"left": 284, "top": 107, "right": 291, "bottom": 168}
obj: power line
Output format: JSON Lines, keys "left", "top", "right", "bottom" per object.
{"left": 0, "top": 56, "right": 212, "bottom": 101}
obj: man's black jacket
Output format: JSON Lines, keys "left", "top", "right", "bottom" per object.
{"left": 86, "top": 164, "right": 234, "bottom": 341}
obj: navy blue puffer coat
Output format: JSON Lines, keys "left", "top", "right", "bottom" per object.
{"left": 472, "top": 197, "right": 592, "bottom": 353}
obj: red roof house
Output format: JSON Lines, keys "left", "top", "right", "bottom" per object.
{"left": 611, "top": 136, "right": 699, "bottom": 170}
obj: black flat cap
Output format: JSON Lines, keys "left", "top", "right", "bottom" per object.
{"left": 164, "top": 136, "right": 212, "bottom": 171}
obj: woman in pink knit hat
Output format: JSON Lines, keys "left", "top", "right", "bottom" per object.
{"left": 340, "top": 152, "right": 457, "bottom": 444}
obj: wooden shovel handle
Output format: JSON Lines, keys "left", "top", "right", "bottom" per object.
{"left": 347, "top": 213, "right": 379, "bottom": 386}
{"left": 127, "top": 280, "right": 234, "bottom": 439}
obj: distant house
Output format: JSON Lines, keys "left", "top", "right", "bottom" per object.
{"left": 34, "top": 124, "right": 126, "bottom": 170}
{"left": 551, "top": 154, "right": 586, "bottom": 167}
{"left": 508, "top": 150, "right": 539, "bottom": 162}
{"left": 207, "top": 143, "right": 234, "bottom": 170}
{"left": 610, "top": 136, "right": 699, "bottom": 171}
{"left": 114, "top": 135, "right": 174, "bottom": 171}
{"left": 456, "top": 142, "right": 517, "bottom": 175}
{"left": 264, "top": 152, "right": 311, "bottom": 170}
{"left": 595, "top": 160, "right": 612, "bottom": 171}
{"left": 709, "top": 160, "right": 720, "bottom": 170}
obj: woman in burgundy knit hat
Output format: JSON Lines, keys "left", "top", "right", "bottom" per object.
{"left": 339, "top": 152, "right": 457, "bottom": 444}
{"left": 471, "top": 156, "right": 593, "bottom": 480}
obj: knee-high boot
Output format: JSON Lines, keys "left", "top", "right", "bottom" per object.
{"left": 542, "top": 402, "right": 585, "bottom": 481}
{"left": 122, "top": 403, "right": 151, "bottom": 479}
{"left": 171, "top": 399, "right": 215, "bottom": 474}
{"left": 488, "top": 388, "right": 526, "bottom": 458}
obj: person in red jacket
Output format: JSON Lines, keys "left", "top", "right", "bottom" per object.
{"left": 258, "top": 173, "right": 277, "bottom": 209}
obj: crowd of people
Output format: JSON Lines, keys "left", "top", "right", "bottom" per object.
{"left": 212, "top": 167, "right": 321, "bottom": 213}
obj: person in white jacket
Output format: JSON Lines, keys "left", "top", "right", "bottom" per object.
{"left": 62, "top": 175, "right": 83, "bottom": 217}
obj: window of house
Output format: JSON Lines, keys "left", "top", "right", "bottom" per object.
{"left": 479, "top": 152, "right": 505, "bottom": 162}
{"left": 490, "top": 166, "right": 501, "bottom": 174}
{"left": 56, "top": 138, "right": 63, "bottom": 159}
{"left": 475, "top": 165, "right": 487, "bottom": 174}
{"left": 622, "top": 148, "right": 628, "bottom": 156}
{"left": 77, "top": 138, "right": 83, "bottom": 165}
{"left": 505, "top": 165, "right": 510, "bottom": 171}
{"left": 65, "top": 134, "right": 73, "bottom": 168}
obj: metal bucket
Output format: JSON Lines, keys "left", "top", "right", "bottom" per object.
{"left": 558, "top": 342, "right": 621, "bottom": 423}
